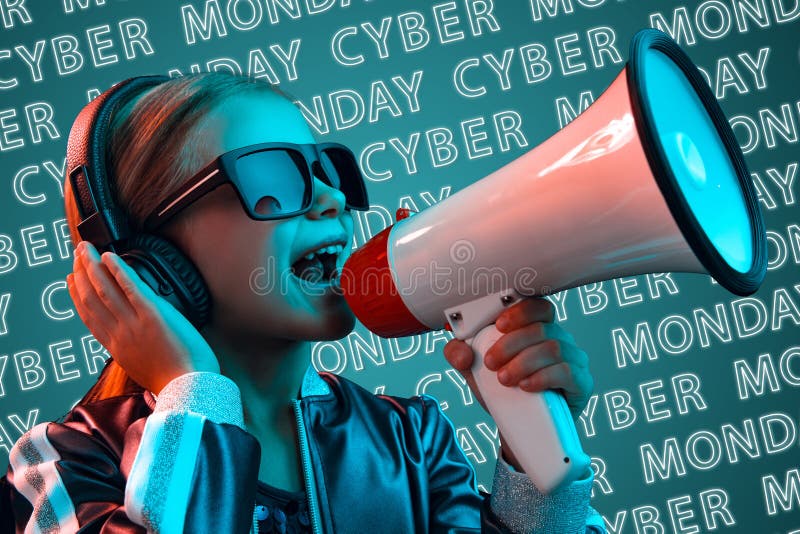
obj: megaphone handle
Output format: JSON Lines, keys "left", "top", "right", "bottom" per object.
{"left": 466, "top": 323, "right": 590, "bottom": 494}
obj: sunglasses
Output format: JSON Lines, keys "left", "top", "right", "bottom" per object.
{"left": 143, "top": 142, "right": 369, "bottom": 232}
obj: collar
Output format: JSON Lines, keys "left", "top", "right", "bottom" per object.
{"left": 142, "top": 365, "right": 331, "bottom": 408}
{"left": 299, "top": 363, "right": 331, "bottom": 398}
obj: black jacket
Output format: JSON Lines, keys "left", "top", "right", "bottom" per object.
{"left": 2, "top": 365, "right": 605, "bottom": 533}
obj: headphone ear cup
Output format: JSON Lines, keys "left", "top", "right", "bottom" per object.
{"left": 120, "top": 234, "right": 212, "bottom": 328}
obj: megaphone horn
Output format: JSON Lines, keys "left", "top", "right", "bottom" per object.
{"left": 339, "top": 29, "right": 767, "bottom": 494}
{"left": 341, "top": 29, "right": 766, "bottom": 337}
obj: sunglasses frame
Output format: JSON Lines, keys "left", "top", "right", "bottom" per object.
{"left": 143, "top": 141, "right": 369, "bottom": 232}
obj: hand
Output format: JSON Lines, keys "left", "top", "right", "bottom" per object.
{"left": 443, "top": 297, "right": 594, "bottom": 470}
{"left": 66, "top": 240, "right": 220, "bottom": 395}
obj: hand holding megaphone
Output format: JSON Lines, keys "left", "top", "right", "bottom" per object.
{"left": 340, "top": 29, "right": 766, "bottom": 494}
{"left": 443, "top": 297, "right": 593, "bottom": 477}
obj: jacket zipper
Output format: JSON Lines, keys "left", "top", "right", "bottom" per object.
{"left": 251, "top": 505, "right": 259, "bottom": 534}
{"left": 293, "top": 398, "right": 323, "bottom": 534}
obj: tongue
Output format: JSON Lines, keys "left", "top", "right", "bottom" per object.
{"left": 292, "top": 256, "right": 325, "bottom": 282}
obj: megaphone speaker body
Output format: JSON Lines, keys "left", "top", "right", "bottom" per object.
{"left": 341, "top": 30, "right": 766, "bottom": 493}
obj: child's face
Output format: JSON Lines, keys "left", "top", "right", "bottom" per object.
{"left": 169, "top": 91, "right": 357, "bottom": 342}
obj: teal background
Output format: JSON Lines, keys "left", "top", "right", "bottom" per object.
{"left": 1, "top": 1, "right": 798, "bottom": 532}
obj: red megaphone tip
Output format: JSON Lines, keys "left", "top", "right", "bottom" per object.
{"left": 340, "top": 225, "right": 430, "bottom": 338}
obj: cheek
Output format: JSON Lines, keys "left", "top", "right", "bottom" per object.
{"left": 339, "top": 212, "right": 355, "bottom": 250}
{"left": 230, "top": 223, "right": 290, "bottom": 288}
{"left": 190, "top": 215, "right": 290, "bottom": 306}
{"left": 343, "top": 212, "right": 354, "bottom": 236}
{"left": 227, "top": 219, "right": 298, "bottom": 302}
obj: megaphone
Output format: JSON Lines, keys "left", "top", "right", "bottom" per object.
{"left": 339, "top": 29, "right": 766, "bottom": 494}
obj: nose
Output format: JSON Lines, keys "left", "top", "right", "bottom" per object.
{"left": 307, "top": 174, "right": 346, "bottom": 219}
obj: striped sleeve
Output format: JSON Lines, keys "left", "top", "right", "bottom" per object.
{"left": 417, "top": 393, "right": 607, "bottom": 533}
{"left": 489, "top": 453, "right": 608, "bottom": 533}
{"left": 5, "top": 372, "right": 261, "bottom": 534}
{"left": 6, "top": 419, "right": 142, "bottom": 533}
{"left": 124, "top": 372, "right": 260, "bottom": 534}
{"left": 8, "top": 422, "right": 82, "bottom": 533}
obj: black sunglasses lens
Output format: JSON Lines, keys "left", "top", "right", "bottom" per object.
{"left": 234, "top": 149, "right": 310, "bottom": 217}
{"left": 320, "top": 148, "right": 369, "bottom": 209}
{"left": 317, "top": 153, "right": 340, "bottom": 189}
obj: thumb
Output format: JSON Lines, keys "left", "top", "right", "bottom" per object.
{"left": 444, "top": 339, "right": 489, "bottom": 414}
{"left": 443, "top": 338, "right": 474, "bottom": 373}
{"left": 444, "top": 338, "right": 478, "bottom": 391}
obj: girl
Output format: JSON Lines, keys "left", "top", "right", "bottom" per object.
{"left": 3, "top": 73, "right": 605, "bottom": 533}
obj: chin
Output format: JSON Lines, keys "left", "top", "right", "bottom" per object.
{"left": 312, "top": 304, "right": 357, "bottom": 340}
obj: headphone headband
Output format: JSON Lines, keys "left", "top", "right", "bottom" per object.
{"left": 66, "top": 75, "right": 170, "bottom": 251}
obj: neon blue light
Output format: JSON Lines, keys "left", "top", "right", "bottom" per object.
{"left": 644, "top": 50, "right": 753, "bottom": 274}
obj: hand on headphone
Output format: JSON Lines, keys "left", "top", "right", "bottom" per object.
{"left": 66, "top": 240, "right": 220, "bottom": 395}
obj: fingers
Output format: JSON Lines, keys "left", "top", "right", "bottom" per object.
{"left": 100, "top": 247, "right": 160, "bottom": 317}
{"left": 485, "top": 322, "right": 575, "bottom": 371}
{"left": 495, "top": 338, "right": 561, "bottom": 386}
{"left": 67, "top": 240, "right": 159, "bottom": 337}
{"left": 496, "top": 297, "right": 555, "bottom": 332}
{"left": 518, "top": 362, "right": 594, "bottom": 417}
{"left": 485, "top": 322, "right": 547, "bottom": 371}
{"left": 444, "top": 296, "right": 592, "bottom": 416}
{"left": 79, "top": 242, "right": 136, "bottom": 322}
{"left": 495, "top": 338, "right": 589, "bottom": 389}
{"left": 67, "top": 248, "right": 112, "bottom": 344}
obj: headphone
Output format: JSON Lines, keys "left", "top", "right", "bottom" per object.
{"left": 66, "top": 75, "right": 212, "bottom": 328}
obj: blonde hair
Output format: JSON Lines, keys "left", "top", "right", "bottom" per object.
{"left": 66, "top": 72, "right": 291, "bottom": 404}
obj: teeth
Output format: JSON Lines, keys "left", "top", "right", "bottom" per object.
{"left": 299, "top": 243, "right": 343, "bottom": 263}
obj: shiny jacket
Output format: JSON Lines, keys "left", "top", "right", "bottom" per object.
{"left": 2, "top": 365, "right": 606, "bottom": 533}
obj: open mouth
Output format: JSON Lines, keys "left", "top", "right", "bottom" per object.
{"left": 290, "top": 243, "right": 344, "bottom": 284}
